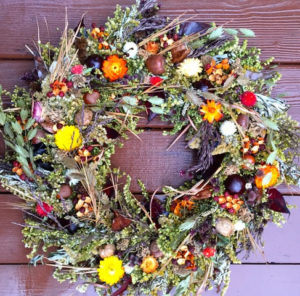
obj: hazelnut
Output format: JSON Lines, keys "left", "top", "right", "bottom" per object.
{"left": 145, "top": 55, "right": 166, "bottom": 75}
{"left": 75, "top": 109, "right": 93, "bottom": 126}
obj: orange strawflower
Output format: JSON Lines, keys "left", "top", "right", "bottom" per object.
{"left": 140, "top": 256, "right": 159, "bottom": 273}
{"left": 102, "top": 55, "right": 128, "bottom": 82}
{"left": 91, "top": 28, "right": 109, "bottom": 39}
{"left": 255, "top": 165, "right": 280, "bottom": 189}
{"left": 200, "top": 100, "right": 223, "bottom": 123}
{"left": 145, "top": 41, "right": 160, "bottom": 54}
{"left": 51, "top": 80, "right": 68, "bottom": 96}
{"left": 172, "top": 198, "right": 195, "bottom": 217}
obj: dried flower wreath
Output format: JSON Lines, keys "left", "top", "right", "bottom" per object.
{"left": 0, "top": 0, "right": 299, "bottom": 295}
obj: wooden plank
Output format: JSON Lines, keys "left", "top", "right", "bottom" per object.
{"left": 0, "top": 60, "right": 299, "bottom": 123}
{"left": 0, "top": 1, "right": 300, "bottom": 62}
{"left": 1, "top": 193, "right": 299, "bottom": 264}
{"left": 0, "top": 264, "right": 300, "bottom": 296}
{"left": 0, "top": 195, "right": 28, "bottom": 263}
{"left": 111, "top": 130, "right": 196, "bottom": 192}
{"left": 0, "top": 265, "right": 97, "bottom": 296}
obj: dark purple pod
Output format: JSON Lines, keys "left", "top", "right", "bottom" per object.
{"left": 267, "top": 188, "right": 290, "bottom": 214}
{"left": 179, "top": 22, "right": 210, "bottom": 36}
{"left": 224, "top": 174, "right": 246, "bottom": 195}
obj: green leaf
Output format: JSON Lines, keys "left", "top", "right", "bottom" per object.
{"left": 15, "top": 145, "right": 30, "bottom": 158}
{"left": 189, "top": 39, "right": 205, "bottom": 49}
{"left": 27, "top": 128, "right": 38, "bottom": 141}
{"left": 224, "top": 28, "right": 238, "bottom": 35}
{"left": 173, "top": 276, "right": 191, "bottom": 296}
{"left": 262, "top": 118, "right": 279, "bottom": 131}
{"left": 122, "top": 96, "right": 138, "bottom": 106}
{"left": 25, "top": 118, "right": 35, "bottom": 130}
{"left": 17, "top": 155, "right": 29, "bottom": 167}
{"left": 4, "top": 123, "right": 14, "bottom": 139}
{"left": 148, "top": 96, "right": 164, "bottom": 106}
{"left": 16, "top": 135, "right": 24, "bottom": 146}
{"left": 150, "top": 106, "right": 165, "bottom": 114}
{"left": 216, "top": 233, "right": 231, "bottom": 247}
{"left": 20, "top": 109, "right": 29, "bottom": 121}
{"left": 0, "top": 112, "right": 6, "bottom": 125}
{"left": 239, "top": 28, "right": 255, "bottom": 37}
{"left": 4, "top": 140, "right": 14, "bottom": 150}
{"left": 208, "top": 27, "right": 223, "bottom": 40}
{"left": 179, "top": 217, "right": 197, "bottom": 231}
{"left": 262, "top": 172, "right": 273, "bottom": 187}
{"left": 267, "top": 151, "right": 277, "bottom": 165}
{"left": 11, "top": 121, "right": 23, "bottom": 134}
{"left": 22, "top": 164, "right": 35, "bottom": 179}
{"left": 29, "top": 147, "right": 36, "bottom": 170}
{"left": 83, "top": 68, "right": 93, "bottom": 75}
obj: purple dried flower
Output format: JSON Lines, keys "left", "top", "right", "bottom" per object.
{"left": 32, "top": 101, "right": 43, "bottom": 123}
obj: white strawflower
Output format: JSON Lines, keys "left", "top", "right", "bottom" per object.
{"left": 123, "top": 42, "right": 138, "bottom": 58}
{"left": 178, "top": 58, "right": 203, "bottom": 77}
{"left": 234, "top": 220, "right": 246, "bottom": 231}
{"left": 220, "top": 120, "right": 237, "bottom": 136}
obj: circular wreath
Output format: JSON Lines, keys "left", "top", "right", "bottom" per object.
{"left": 0, "top": 1, "right": 299, "bottom": 295}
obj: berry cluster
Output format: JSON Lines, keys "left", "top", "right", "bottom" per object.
{"left": 47, "top": 79, "right": 73, "bottom": 98}
{"left": 74, "top": 145, "right": 101, "bottom": 163}
{"left": 74, "top": 194, "right": 93, "bottom": 218}
{"left": 214, "top": 192, "right": 244, "bottom": 214}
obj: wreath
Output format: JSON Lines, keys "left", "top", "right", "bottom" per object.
{"left": 0, "top": 0, "right": 299, "bottom": 295}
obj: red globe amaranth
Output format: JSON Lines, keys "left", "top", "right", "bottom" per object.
{"left": 149, "top": 76, "right": 164, "bottom": 86}
{"left": 202, "top": 247, "right": 216, "bottom": 258}
{"left": 36, "top": 202, "right": 53, "bottom": 217}
{"left": 240, "top": 91, "right": 257, "bottom": 107}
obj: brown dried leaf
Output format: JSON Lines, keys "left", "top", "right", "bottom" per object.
{"left": 191, "top": 184, "right": 213, "bottom": 200}
{"left": 111, "top": 212, "right": 132, "bottom": 231}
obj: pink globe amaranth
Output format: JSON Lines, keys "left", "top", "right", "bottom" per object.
{"left": 71, "top": 64, "right": 84, "bottom": 75}
{"left": 240, "top": 91, "right": 257, "bottom": 107}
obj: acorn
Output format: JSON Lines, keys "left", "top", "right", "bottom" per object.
{"left": 75, "top": 109, "right": 93, "bottom": 126}
{"left": 83, "top": 90, "right": 100, "bottom": 104}
{"left": 99, "top": 244, "right": 116, "bottom": 259}
{"left": 225, "top": 174, "right": 246, "bottom": 195}
{"left": 85, "top": 54, "right": 104, "bottom": 71}
{"left": 57, "top": 184, "right": 72, "bottom": 199}
{"left": 32, "top": 129, "right": 46, "bottom": 144}
{"left": 171, "top": 44, "right": 191, "bottom": 64}
{"left": 150, "top": 241, "right": 164, "bottom": 258}
{"left": 40, "top": 121, "right": 55, "bottom": 133}
{"left": 237, "top": 114, "right": 249, "bottom": 129}
{"left": 145, "top": 55, "right": 166, "bottom": 75}
{"left": 242, "top": 154, "right": 255, "bottom": 170}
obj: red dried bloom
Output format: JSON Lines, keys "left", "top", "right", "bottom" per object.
{"left": 150, "top": 76, "right": 164, "bottom": 86}
{"left": 240, "top": 91, "right": 257, "bottom": 107}
{"left": 36, "top": 202, "right": 53, "bottom": 217}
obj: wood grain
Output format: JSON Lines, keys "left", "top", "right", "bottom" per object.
{"left": 0, "top": 1, "right": 300, "bottom": 62}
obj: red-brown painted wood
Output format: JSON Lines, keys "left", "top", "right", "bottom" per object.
{"left": 0, "top": 1, "right": 300, "bottom": 62}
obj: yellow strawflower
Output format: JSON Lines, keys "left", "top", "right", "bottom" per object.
{"left": 54, "top": 126, "right": 82, "bottom": 151}
{"left": 98, "top": 256, "right": 125, "bottom": 286}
